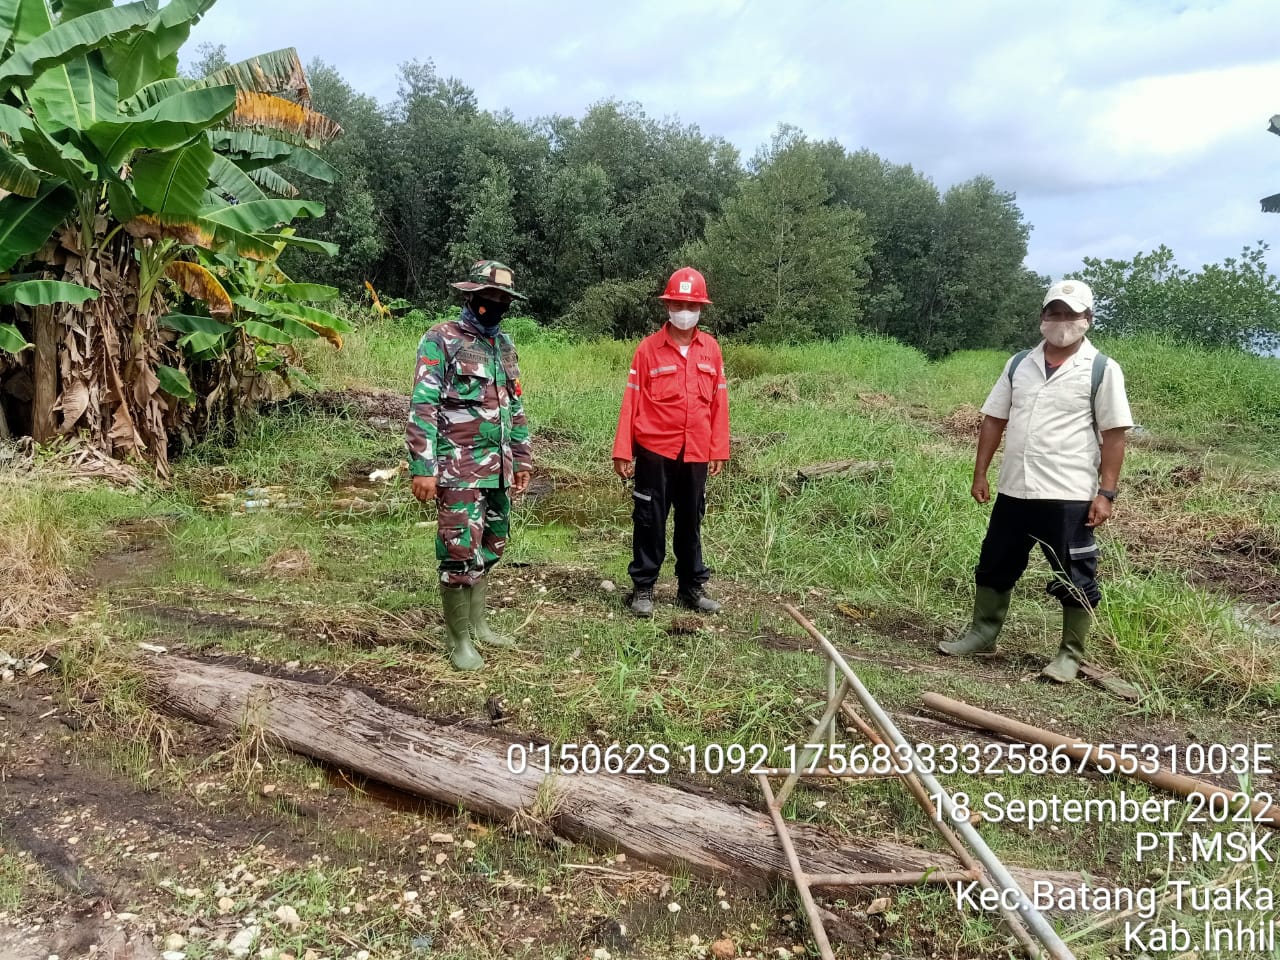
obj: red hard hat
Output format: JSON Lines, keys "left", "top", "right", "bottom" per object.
{"left": 659, "top": 267, "right": 712, "bottom": 305}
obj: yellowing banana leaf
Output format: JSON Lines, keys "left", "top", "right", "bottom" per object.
{"left": 165, "top": 259, "right": 231, "bottom": 317}
{"left": 273, "top": 302, "right": 349, "bottom": 348}
{"left": 227, "top": 91, "right": 341, "bottom": 147}
{"left": 125, "top": 212, "right": 277, "bottom": 260}
{"left": 0, "top": 180, "right": 75, "bottom": 271}
{"left": 0, "top": 278, "right": 98, "bottom": 305}
{"left": 0, "top": 0, "right": 153, "bottom": 87}
{"left": 0, "top": 322, "right": 31, "bottom": 353}
{"left": 131, "top": 137, "right": 215, "bottom": 214}
{"left": 196, "top": 47, "right": 309, "bottom": 103}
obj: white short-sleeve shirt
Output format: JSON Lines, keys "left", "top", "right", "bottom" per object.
{"left": 980, "top": 337, "right": 1134, "bottom": 501}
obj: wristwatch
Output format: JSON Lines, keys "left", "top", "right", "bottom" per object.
{"left": 1097, "top": 488, "right": 1118, "bottom": 501}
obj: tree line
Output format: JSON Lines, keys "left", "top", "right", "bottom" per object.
{"left": 197, "top": 47, "right": 1278, "bottom": 356}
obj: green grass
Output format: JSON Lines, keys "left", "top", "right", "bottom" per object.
{"left": 7, "top": 318, "right": 1280, "bottom": 959}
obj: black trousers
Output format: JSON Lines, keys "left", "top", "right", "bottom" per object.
{"left": 628, "top": 443, "right": 710, "bottom": 590}
{"left": 975, "top": 494, "right": 1101, "bottom": 609}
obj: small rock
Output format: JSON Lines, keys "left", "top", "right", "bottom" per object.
{"left": 228, "top": 926, "right": 259, "bottom": 959}
{"left": 164, "top": 935, "right": 187, "bottom": 952}
{"left": 403, "top": 891, "right": 418, "bottom": 902}
{"left": 667, "top": 902, "right": 680, "bottom": 913}
{"left": 719, "top": 900, "right": 730, "bottom": 910}
{"left": 429, "top": 833, "right": 454, "bottom": 844}
{"left": 218, "top": 897, "right": 236, "bottom": 914}
{"left": 711, "top": 940, "right": 736, "bottom": 960}
{"left": 592, "top": 950, "right": 611, "bottom": 960}
{"left": 274, "top": 905, "right": 301, "bottom": 930}
{"left": 162, "top": 953, "right": 185, "bottom": 960}
{"left": 434, "top": 853, "right": 448, "bottom": 865}
{"left": 600, "top": 580, "right": 616, "bottom": 593}
{"left": 284, "top": 661, "right": 300, "bottom": 670}
{"left": 867, "top": 896, "right": 890, "bottom": 916}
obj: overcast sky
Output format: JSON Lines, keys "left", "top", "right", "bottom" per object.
{"left": 188, "top": 0, "right": 1280, "bottom": 280}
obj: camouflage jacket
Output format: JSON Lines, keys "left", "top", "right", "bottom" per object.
{"left": 406, "top": 309, "right": 533, "bottom": 487}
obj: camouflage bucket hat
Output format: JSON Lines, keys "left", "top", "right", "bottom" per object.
{"left": 450, "top": 260, "right": 528, "bottom": 300}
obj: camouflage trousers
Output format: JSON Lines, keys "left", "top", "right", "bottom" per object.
{"left": 436, "top": 487, "right": 511, "bottom": 586}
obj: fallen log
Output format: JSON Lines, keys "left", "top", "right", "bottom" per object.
{"left": 147, "top": 658, "right": 1079, "bottom": 893}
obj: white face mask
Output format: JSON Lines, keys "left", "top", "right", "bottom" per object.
{"left": 1041, "top": 318, "right": 1089, "bottom": 348}
{"left": 668, "top": 308, "right": 700, "bottom": 330}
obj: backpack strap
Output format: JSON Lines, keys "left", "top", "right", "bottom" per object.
{"left": 1090, "top": 352, "right": 1109, "bottom": 431}
{"left": 1006, "top": 349, "right": 1032, "bottom": 387}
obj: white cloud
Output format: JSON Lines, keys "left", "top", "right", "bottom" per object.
{"left": 188, "top": 0, "right": 1280, "bottom": 277}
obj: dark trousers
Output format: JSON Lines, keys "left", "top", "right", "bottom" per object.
{"left": 628, "top": 443, "right": 710, "bottom": 590}
{"left": 975, "top": 494, "right": 1101, "bottom": 609}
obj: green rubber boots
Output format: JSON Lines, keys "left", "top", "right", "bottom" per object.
{"left": 469, "top": 579, "right": 514, "bottom": 648}
{"left": 938, "top": 586, "right": 1012, "bottom": 656}
{"left": 1041, "top": 606, "right": 1091, "bottom": 683}
{"left": 440, "top": 586, "right": 484, "bottom": 671}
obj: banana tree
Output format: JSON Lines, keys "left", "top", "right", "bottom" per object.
{"left": 0, "top": 0, "right": 344, "bottom": 473}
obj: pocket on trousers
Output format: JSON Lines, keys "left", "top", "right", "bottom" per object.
{"left": 632, "top": 488, "right": 659, "bottom": 528}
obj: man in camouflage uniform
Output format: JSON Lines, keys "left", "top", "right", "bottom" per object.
{"left": 407, "top": 260, "right": 533, "bottom": 671}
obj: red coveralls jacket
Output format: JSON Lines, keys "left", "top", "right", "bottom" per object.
{"left": 612, "top": 326, "right": 730, "bottom": 463}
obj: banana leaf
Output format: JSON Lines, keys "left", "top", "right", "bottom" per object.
{"left": 0, "top": 322, "right": 30, "bottom": 353}
{"left": 196, "top": 47, "right": 308, "bottom": 102}
{"left": 100, "top": 0, "right": 217, "bottom": 99}
{"left": 0, "top": 142, "right": 40, "bottom": 196}
{"left": 207, "top": 152, "right": 266, "bottom": 203}
{"left": 29, "top": 52, "right": 119, "bottom": 130}
{"left": 155, "top": 363, "right": 194, "bottom": 400}
{"left": 238, "top": 317, "right": 293, "bottom": 344}
{"left": 87, "top": 84, "right": 235, "bottom": 166}
{"left": 0, "top": 181, "right": 75, "bottom": 271}
{"left": 0, "top": 0, "right": 153, "bottom": 87}
{"left": 246, "top": 165, "right": 297, "bottom": 198}
{"left": 282, "top": 146, "right": 337, "bottom": 183}
{"left": 0, "top": 278, "right": 98, "bottom": 304}
{"left": 206, "top": 129, "right": 293, "bottom": 168}
{"left": 131, "top": 136, "right": 214, "bottom": 214}
{"left": 226, "top": 91, "right": 341, "bottom": 148}
{"left": 121, "top": 76, "right": 189, "bottom": 114}
{"left": 263, "top": 282, "right": 338, "bottom": 302}
{"left": 201, "top": 198, "right": 322, "bottom": 233}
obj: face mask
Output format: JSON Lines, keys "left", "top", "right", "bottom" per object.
{"left": 472, "top": 297, "right": 510, "bottom": 324}
{"left": 668, "top": 308, "right": 700, "bottom": 330}
{"left": 1041, "top": 318, "right": 1089, "bottom": 348}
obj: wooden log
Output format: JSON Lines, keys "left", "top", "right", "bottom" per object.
{"left": 795, "top": 459, "right": 893, "bottom": 483}
{"left": 146, "top": 658, "right": 1079, "bottom": 893}
{"left": 31, "top": 304, "right": 57, "bottom": 443}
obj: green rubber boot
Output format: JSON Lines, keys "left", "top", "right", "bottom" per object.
{"left": 938, "top": 586, "right": 1012, "bottom": 656}
{"left": 1041, "top": 606, "right": 1090, "bottom": 683}
{"left": 441, "top": 585, "right": 484, "bottom": 671}
{"left": 470, "top": 578, "right": 514, "bottom": 648}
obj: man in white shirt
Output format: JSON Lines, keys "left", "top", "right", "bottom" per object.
{"left": 939, "top": 279, "right": 1134, "bottom": 682}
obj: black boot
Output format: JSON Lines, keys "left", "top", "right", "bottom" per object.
{"left": 628, "top": 585, "right": 655, "bottom": 618}
{"left": 677, "top": 584, "right": 721, "bottom": 614}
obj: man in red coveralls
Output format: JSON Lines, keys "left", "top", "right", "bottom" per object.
{"left": 612, "top": 267, "right": 730, "bottom": 618}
